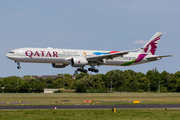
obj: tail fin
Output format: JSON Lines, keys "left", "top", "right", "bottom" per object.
{"left": 139, "top": 32, "right": 162, "bottom": 55}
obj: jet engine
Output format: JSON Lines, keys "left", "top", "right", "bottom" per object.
{"left": 71, "top": 57, "right": 88, "bottom": 67}
{"left": 52, "top": 63, "right": 68, "bottom": 68}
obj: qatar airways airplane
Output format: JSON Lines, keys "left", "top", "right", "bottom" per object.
{"left": 6, "top": 32, "right": 172, "bottom": 73}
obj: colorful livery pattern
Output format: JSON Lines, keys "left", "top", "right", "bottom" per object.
{"left": 93, "top": 51, "right": 120, "bottom": 56}
{"left": 121, "top": 54, "right": 147, "bottom": 66}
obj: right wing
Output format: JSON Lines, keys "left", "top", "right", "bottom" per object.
{"left": 87, "top": 48, "right": 142, "bottom": 61}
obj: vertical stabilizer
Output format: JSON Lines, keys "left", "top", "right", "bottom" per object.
{"left": 139, "top": 32, "right": 162, "bottom": 55}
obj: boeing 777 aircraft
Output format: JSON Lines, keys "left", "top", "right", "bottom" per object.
{"left": 6, "top": 32, "right": 172, "bottom": 73}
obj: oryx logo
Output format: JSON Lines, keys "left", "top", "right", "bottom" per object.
{"left": 78, "top": 60, "right": 81, "bottom": 64}
{"left": 144, "top": 35, "right": 161, "bottom": 55}
{"left": 83, "top": 51, "right": 86, "bottom": 57}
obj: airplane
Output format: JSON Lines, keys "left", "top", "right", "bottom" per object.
{"left": 6, "top": 32, "right": 172, "bottom": 73}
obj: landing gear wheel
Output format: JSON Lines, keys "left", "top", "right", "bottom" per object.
{"left": 84, "top": 70, "right": 87, "bottom": 73}
{"left": 88, "top": 67, "right": 99, "bottom": 73}
{"left": 92, "top": 69, "right": 96, "bottom": 72}
{"left": 80, "top": 69, "right": 84, "bottom": 72}
{"left": 88, "top": 68, "right": 92, "bottom": 71}
{"left": 17, "top": 66, "right": 21, "bottom": 69}
{"left": 95, "top": 69, "right": 99, "bottom": 73}
{"left": 77, "top": 68, "right": 88, "bottom": 73}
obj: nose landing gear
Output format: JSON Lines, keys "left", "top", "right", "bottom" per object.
{"left": 15, "top": 61, "right": 21, "bottom": 69}
{"left": 17, "top": 66, "right": 21, "bottom": 69}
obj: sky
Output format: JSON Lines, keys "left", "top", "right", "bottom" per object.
{"left": 0, "top": 0, "right": 179, "bottom": 77}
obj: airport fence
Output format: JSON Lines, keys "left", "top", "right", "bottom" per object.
{"left": 0, "top": 92, "right": 180, "bottom": 97}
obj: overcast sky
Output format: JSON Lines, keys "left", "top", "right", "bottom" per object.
{"left": 0, "top": 0, "right": 179, "bottom": 77}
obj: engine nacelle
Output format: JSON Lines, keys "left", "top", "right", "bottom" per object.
{"left": 71, "top": 57, "right": 88, "bottom": 67}
{"left": 52, "top": 63, "right": 67, "bottom": 68}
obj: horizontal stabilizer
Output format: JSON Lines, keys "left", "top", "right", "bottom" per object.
{"left": 146, "top": 55, "right": 173, "bottom": 60}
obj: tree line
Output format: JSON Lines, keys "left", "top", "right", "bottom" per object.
{"left": 1, "top": 68, "right": 180, "bottom": 93}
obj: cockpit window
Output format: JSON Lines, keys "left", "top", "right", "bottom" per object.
{"left": 9, "top": 52, "right": 14, "bottom": 53}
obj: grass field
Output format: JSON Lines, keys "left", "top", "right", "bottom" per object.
{"left": 0, "top": 93, "right": 180, "bottom": 105}
{"left": 0, "top": 109, "right": 180, "bottom": 120}
{"left": 0, "top": 93, "right": 180, "bottom": 120}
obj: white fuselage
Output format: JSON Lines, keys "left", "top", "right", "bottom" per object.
{"left": 6, "top": 47, "right": 158, "bottom": 67}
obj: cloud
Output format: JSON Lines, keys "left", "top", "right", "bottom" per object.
{"left": 162, "top": 31, "right": 167, "bottom": 35}
{"left": 133, "top": 40, "right": 147, "bottom": 44}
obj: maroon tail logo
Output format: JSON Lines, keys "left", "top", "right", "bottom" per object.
{"left": 144, "top": 35, "right": 161, "bottom": 55}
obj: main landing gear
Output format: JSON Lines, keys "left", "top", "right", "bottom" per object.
{"left": 88, "top": 68, "right": 99, "bottom": 73}
{"left": 77, "top": 68, "right": 88, "bottom": 73}
{"left": 77, "top": 67, "right": 99, "bottom": 73}
{"left": 15, "top": 61, "right": 21, "bottom": 69}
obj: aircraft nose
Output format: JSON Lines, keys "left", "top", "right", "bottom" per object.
{"left": 6, "top": 53, "right": 10, "bottom": 58}
{"left": 6, "top": 52, "right": 14, "bottom": 59}
{"left": 6, "top": 50, "right": 16, "bottom": 60}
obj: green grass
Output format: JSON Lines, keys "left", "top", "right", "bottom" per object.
{"left": 1, "top": 96, "right": 180, "bottom": 105}
{"left": 0, "top": 93, "right": 180, "bottom": 119}
{"left": 0, "top": 109, "right": 180, "bottom": 120}
{"left": 1, "top": 93, "right": 180, "bottom": 105}
{"left": 0, "top": 93, "right": 180, "bottom": 97}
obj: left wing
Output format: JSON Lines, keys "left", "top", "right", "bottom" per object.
{"left": 87, "top": 48, "right": 142, "bottom": 61}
